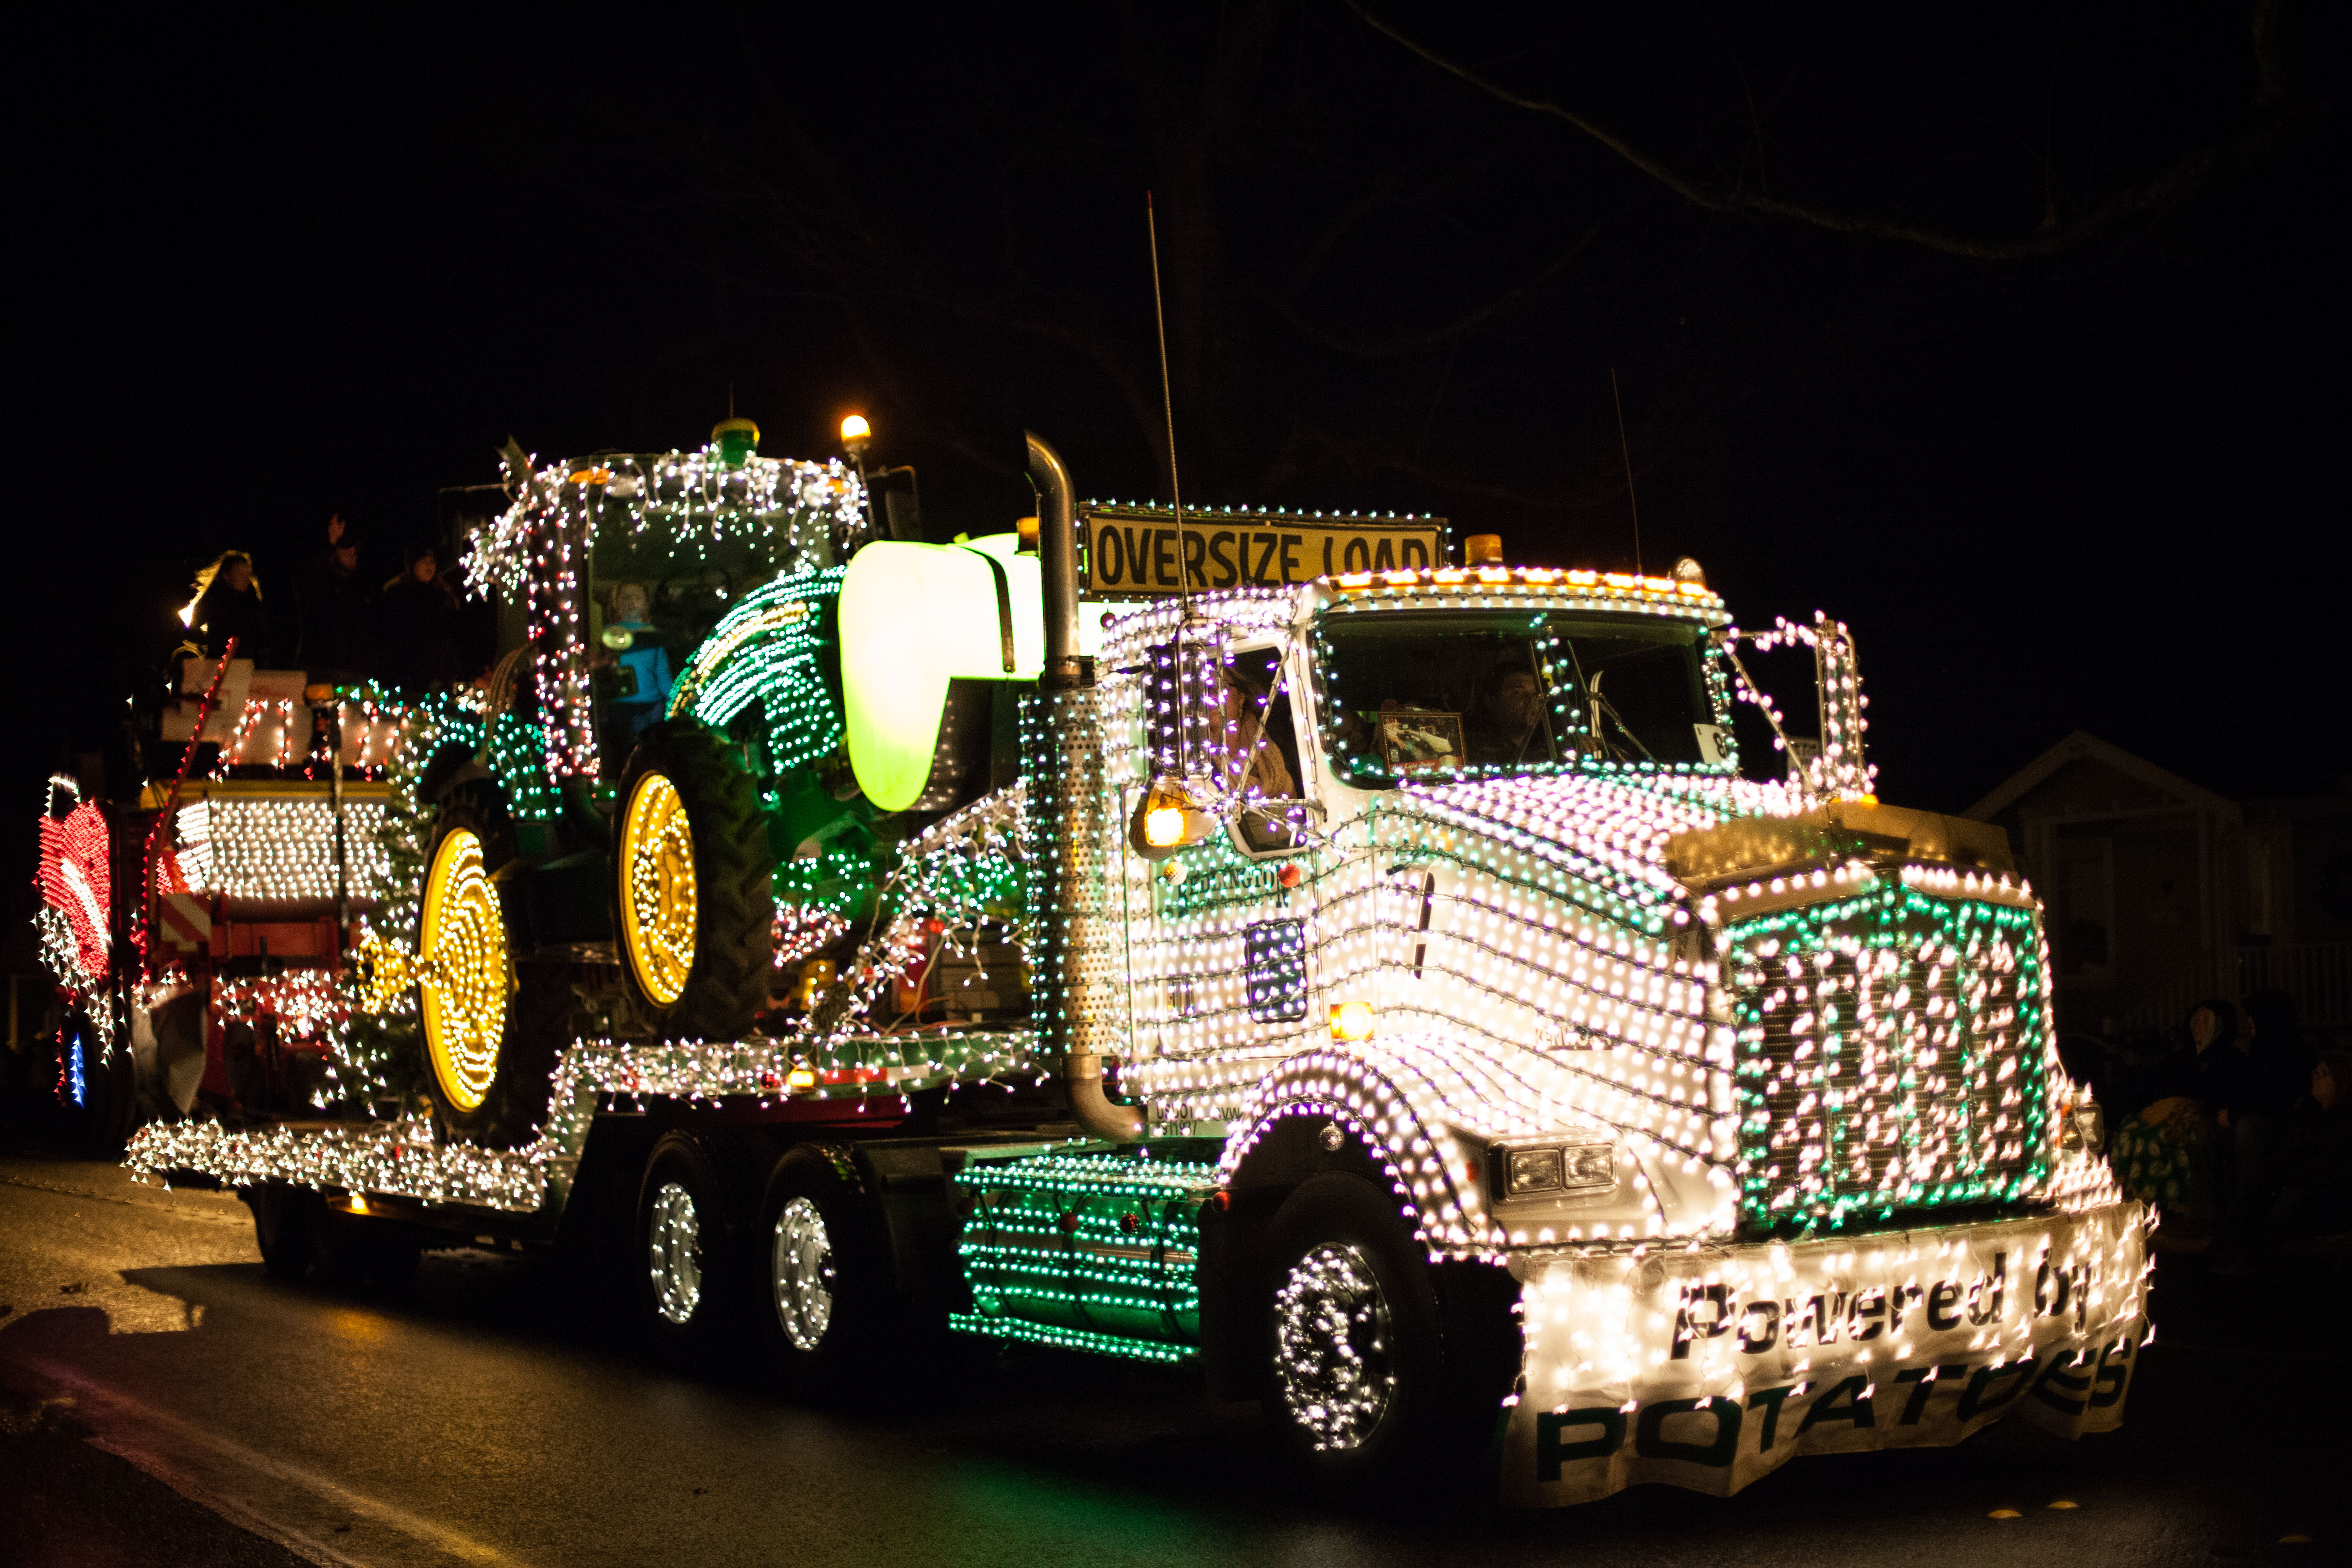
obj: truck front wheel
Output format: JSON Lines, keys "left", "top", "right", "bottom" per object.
{"left": 1261, "top": 1173, "right": 1449, "bottom": 1480}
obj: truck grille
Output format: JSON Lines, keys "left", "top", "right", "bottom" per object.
{"left": 1722, "top": 881, "right": 2051, "bottom": 1232}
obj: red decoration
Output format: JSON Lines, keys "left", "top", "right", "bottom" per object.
{"left": 37, "top": 792, "right": 112, "bottom": 990}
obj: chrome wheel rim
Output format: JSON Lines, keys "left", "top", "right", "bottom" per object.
{"left": 1272, "top": 1242, "right": 1395, "bottom": 1451}
{"left": 771, "top": 1196, "right": 835, "bottom": 1352}
{"left": 647, "top": 1181, "right": 702, "bottom": 1325}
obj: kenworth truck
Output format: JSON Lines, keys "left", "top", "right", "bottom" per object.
{"left": 85, "top": 424, "right": 2142, "bottom": 1505}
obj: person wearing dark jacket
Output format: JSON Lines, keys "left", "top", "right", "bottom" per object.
{"left": 2261, "top": 1057, "right": 2352, "bottom": 1247}
{"left": 189, "top": 550, "right": 272, "bottom": 664}
{"left": 2211, "top": 990, "right": 2317, "bottom": 1264}
{"left": 378, "top": 546, "right": 464, "bottom": 692}
{"left": 2106, "top": 1001, "right": 2223, "bottom": 1229}
{"left": 296, "top": 514, "right": 377, "bottom": 681}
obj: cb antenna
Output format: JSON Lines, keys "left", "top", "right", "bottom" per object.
{"left": 1610, "top": 366, "right": 1643, "bottom": 578}
{"left": 1147, "top": 192, "right": 1192, "bottom": 624}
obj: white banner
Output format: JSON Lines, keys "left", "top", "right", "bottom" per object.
{"left": 1501, "top": 1200, "right": 2148, "bottom": 1505}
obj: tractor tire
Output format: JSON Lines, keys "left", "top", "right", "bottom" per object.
{"left": 414, "top": 787, "right": 560, "bottom": 1148}
{"left": 614, "top": 719, "right": 775, "bottom": 1041}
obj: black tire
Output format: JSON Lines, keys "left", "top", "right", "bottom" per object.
{"left": 413, "top": 787, "right": 560, "bottom": 1147}
{"left": 250, "top": 1182, "right": 328, "bottom": 1281}
{"left": 755, "top": 1146, "right": 895, "bottom": 1395}
{"left": 634, "top": 1131, "right": 752, "bottom": 1362}
{"left": 614, "top": 719, "right": 775, "bottom": 1040}
{"left": 248, "top": 1183, "right": 418, "bottom": 1294}
{"left": 1260, "top": 1173, "right": 1454, "bottom": 1481}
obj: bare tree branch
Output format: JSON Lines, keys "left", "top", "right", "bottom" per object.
{"left": 1265, "top": 214, "right": 1609, "bottom": 359}
{"left": 1351, "top": 0, "right": 2307, "bottom": 260}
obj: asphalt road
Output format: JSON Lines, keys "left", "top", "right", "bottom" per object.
{"left": 2, "top": 1146, "right": 2344, "bottom": 1568}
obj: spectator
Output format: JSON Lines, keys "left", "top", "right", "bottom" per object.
{"left": 379, "top": 545, "right": 463, "bottom": 692}
{"left": 2211, "top": 990, "right": 2316, "bottom": 1265}
{"left": 188, "top": 550, "right": 273, "bottom": 664}
{"left": 2261, "top": 1055, "right": 2352, "bottom": 1250}
{"left": 2105, "top": 1003, "right": 2220, "bottom": 1231}
{"left": 297, "top": 514, "right": 377, "bottom": 682}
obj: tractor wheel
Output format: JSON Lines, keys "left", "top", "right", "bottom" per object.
{"left": 614, "top": 719, "right": 775, "bottom": 1041}
{"left": 414, "top": 787, "right": 560, "bottom": 1147}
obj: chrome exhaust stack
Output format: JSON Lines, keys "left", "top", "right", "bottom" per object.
{"left": 1024, "top": 432, "right": 1142, "bottom": 1142}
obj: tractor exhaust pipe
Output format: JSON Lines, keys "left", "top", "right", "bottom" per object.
{"left": 1023, "top": 432, "right": 1140, "bottom": 1142}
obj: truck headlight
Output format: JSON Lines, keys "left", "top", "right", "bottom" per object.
{"left": 1496, "top": 1140, "right": 1615, "bottom": 1200}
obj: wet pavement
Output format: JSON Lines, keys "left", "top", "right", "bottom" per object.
{"left": 1, "top": 1142, "right": 2344, "bottom": 1567}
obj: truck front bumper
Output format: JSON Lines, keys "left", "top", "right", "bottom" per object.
{"left": 1499, "top": 1199, "right": 2148, "bottom": 1505}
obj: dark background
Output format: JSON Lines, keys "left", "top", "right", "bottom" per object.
{"left": 13, "top": 3, "right": 2342, "bottom": 892}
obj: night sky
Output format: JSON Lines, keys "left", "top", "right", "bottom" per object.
{"left": 18, "top": 3, "right": 2343, "bottom": 893}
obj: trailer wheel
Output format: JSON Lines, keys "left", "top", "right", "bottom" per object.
{"left": 251, "top": 1182, "right": 328, "bottom": 1281}
{"left": 635, "top": 1131, "right": 749, "bottom": 1360}
{"left": 1260, "top": 1174, "right": 1449, "bottom": 1479}
{"left": 248, "top": 1183, "right": 419, "bottom": 1293}
{"left": 756, "top": 1148, "right": 888, "bottom": 1393}
{"left": 614, "top": 719, "right": 775, "bottom": 1041}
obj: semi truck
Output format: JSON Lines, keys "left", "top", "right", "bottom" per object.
{"left": 59, "top": 421, "right": 2144, "bottom": 1504}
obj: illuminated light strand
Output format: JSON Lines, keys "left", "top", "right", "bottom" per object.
{"left": 465, "top": 442, "right": 863, "bottom": 781}
{"left": 953, "top": 1149, "right": 1216, "bottom": 1362}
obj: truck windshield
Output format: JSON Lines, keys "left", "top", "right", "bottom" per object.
{"left": 1314, "top": 609, "right": 1717, "bottom": 784}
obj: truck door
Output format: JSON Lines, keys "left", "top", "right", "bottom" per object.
{"left": 1124, "top": 635, "right": 1322, "bottom": 1072}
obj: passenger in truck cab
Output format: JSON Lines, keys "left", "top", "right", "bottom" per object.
{"left": 1223, "top": 652, "right": 1302, "bottom": 849}
{"left": 1466, "top": 659, "right": 1553, "bottom": 767}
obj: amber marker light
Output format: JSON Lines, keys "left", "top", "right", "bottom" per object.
{"left": 1329, "top": 1000, "right": 1376, "bottom": 1042}
{"left": 840, "top": 413, "right": 872, "bottom": 458}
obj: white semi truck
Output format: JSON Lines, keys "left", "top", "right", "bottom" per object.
{"left": 98, "top": 426, "right": 2143, "bottom": 1504}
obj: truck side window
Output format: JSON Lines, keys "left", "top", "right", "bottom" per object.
{"left": 1223, "top": 646, "right": 1308, "bottom": 853}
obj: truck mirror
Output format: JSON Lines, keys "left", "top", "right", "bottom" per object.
{"left": 1129, "top": 776, "right": 1217, "bottom": 860}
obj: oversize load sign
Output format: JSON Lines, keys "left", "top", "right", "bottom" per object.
{"left": 1081, "top": 506, "right": 1445, "bottom": 594}
{"left": 1501, "top": 1200, "right": 2148, "bottom": 1505}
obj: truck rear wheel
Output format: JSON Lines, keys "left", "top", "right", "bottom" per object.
{"left": 615, "top": 720, "right": 775, "bottom": 1041}
{"left": 1261, "top": 1174, "right": 1449, "bottom": 1480}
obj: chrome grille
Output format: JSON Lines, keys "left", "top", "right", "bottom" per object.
{"left": 1725, "top": 882, "right": 2048, "bottom": 1232}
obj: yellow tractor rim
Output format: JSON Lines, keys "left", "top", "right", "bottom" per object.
{"left": 621, "top": 772, "right": 697, "bottom": 1007}
{"left": 419, "top": 827, "right": 508, "bottom": 1112}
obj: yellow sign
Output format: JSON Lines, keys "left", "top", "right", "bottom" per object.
{"left": 1081, "top": 505, "right": 1445, "bottom": 595}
